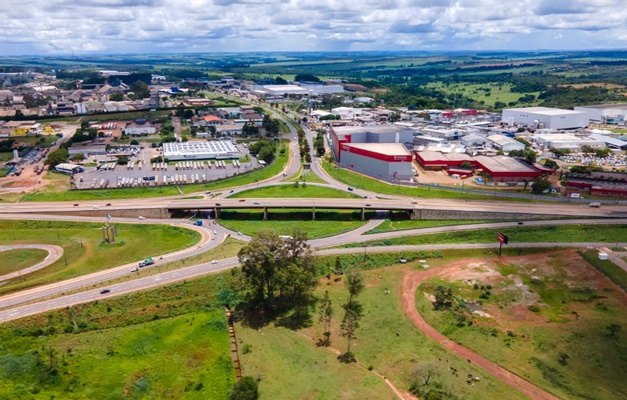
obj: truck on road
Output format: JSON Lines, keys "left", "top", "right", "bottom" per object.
{"left": 139, "top": 257, "right": 154, "bottom": 268}
{"left": 588, "top": 202, "right": 601, "bottom": 208}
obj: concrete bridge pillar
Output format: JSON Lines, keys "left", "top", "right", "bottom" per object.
{"left": 263, "top": 207, "right": 268, "bottom": 221}
{"left": 214, "top": 207, "right": 221, "bottom": 219}
{"left": 312, "top": 207, "right": 316, "bottom": 220}
{"left": 361, "top": 208, "right": 365, "bottom": 221}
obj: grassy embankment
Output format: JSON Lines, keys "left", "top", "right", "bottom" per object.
{"left": 229, "top": 184, "right": 359, "bottom": 199}
{"left": 20, "top": 140, "right": 290, "bottom": 202}
{"left": 0, "top": 276, "right": 235, "bottom": 399}
{"left": 416, "top": 250, "right": 627, "bottom": 400}
{"left": 218, "top": 209, "right": 375, "bottom": 239}
{"left": 343, "top": 224, "right": 627, "bottom": 247}
{"left": 0, "top": 248, "right": 49, "bottom": 275}
{"left": 0, "top": 220, "right": 201, "bottom": 295}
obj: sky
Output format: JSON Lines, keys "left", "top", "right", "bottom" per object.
{"left": 2, "top": 0, "right": 627, "bottom": 55}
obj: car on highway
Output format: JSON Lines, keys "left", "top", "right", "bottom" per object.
{"left": 517, "top": 221, "right": 524, "bottom": 225}
{"left": 138, "top": 216, "right": 145, "bottom": 220}
{"left": 215, "top": 203, "right": 221, "bottom": 206}
{"left": 100, "top": 289, "right": 111, "bottom": 294}
{"left": 347, "top": 187, "right": 354, "bottom": 191}
{"left": 237, "top": 231, "right": 243, "bottom": 236}
{"left": 74, "top": 203, "right": 79, "bottom": 206}
{"left": 253, "top": 201, "right": 260, "bottom": 205}
{"left": 411, "top": 201, "right": 418, "bottom": 204}
{"left": 365, "top": 204, "right": 371, "bottom": 207}
{"left": 105, "top": 203, "right": 111, "bottom": 206}
{"left": 211, "top": 260, "right": 218, "bottom": 264}
{"left": 131, "top": 267, "right": 139, "bottom": 272}
{"left": 239, "top": 199, "right": 246, "bottom": 202}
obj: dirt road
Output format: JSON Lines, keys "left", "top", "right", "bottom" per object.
{"left": 401, "top": 268, "right": 561, "bottom": 400}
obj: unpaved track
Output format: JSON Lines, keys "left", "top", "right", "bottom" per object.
{"left": 401, "top": 268, "right": 561, "bottom": 400}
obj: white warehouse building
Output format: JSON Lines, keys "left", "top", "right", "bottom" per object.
{"left": 532, "top": 134, "right": 605, "bottom": 152}
{"left": 574, "top": 104, "right": 627, "bottom": 123}
{"left": 163, "top": 141, "right": 241, "bottom": 161}
{"left": 502, "top": 107, "right": 590, "bottom": 130}
{"left": 487, "top": 134, "right": 526, "bottom": 152}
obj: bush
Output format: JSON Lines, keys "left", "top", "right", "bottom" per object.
{"left": 229, "top": 376, "right": 259, "bottom": 400}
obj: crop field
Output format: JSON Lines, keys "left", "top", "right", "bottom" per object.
{"left": 416, "top": 249, "right": 627, "bottom": 400}
{"left": 0, "top": 276, "right": 235, "bottom": 399}
{"left": 0, "top": 248, "right": 49, "bottom": 275}
{"left": 217, "top": 209, "right": 373, "bottom": 238}
{"left": 0, "top": 220, "right": 201, "bottom": 295}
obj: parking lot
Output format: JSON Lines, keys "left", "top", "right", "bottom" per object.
{"left": 73, "top": 146, "right": 260, "bottom": 189}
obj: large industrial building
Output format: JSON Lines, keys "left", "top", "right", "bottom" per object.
{"left": 163, "top": 141, "right": 240, "bottom": 161}
{"left": 532, "top": 133, "right": 605, "bottom": 152}
{"left": 340, "top": 143, "right": 413, "bottom": 180}
{"left": 574, "top": 104, "right": 627, "bottom": 123}
{"left": 502, "top": 107, "right": 590, "bottom": 129}
{"left": 249, "top": 84, "right": 344, "bottom": 98}
{"left": 330, "top": 125, "right": 415, "bottom": 180}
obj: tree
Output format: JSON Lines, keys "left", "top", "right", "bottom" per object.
{"left": 409, "top": 363, "right": 439, "bottom": 397}
{"left": 44, "top": 148, "right": 69, "bottom": 169}
{"left": 344, "top": 269, "right": 364, "bottom": 315}
{"left": 228, "top": 376, "right": 259, "bottom": 400}
{"left": 130, "top": 139, "right": 139, "bottom": 146}
{"left": 294, "top": 73, "right": 320, "bottom": 82}
{"left": 338, "top": 308, "right": 359, "bottom": 363}
{"left": 607, "top": 323, "right": 622, "bottom": 337}
{"left": 580, "top": 145, "right": 595, "bottom": 154}
{"left": 318, "top": 290, "right": 333, "bottom": 346}
{"left": 543, "top": 159, "right": 558, "bottom": 170}
{"left": 275, "top": 76, "right": 287, "bottom": 85}
{"left": 116, "top": 156, "right": 129, "bottom": 165}
{"left": 242, "top": 121, "right": 259, "bottom": 136}
{"left": 595, "top": 147, "right": 611, "bottom": 157}
{"left": 237, "top": 229, "right": 317, "bottom": 318}
{"left": 433, "top": 285, "right": 453, "bottom": 310}
{"left": 70, "top": 154, "right": 84, "bottom": 162}
{"left": 129, "top": 80, "right": 150, "bottom": 99}
{"left": 262, "top": 115, "right": 280, "bottom": 136}
{"left": 460, "top": 161, "right": 472, "bottom": 170}
{"left": 531, "top": 175, "right": 551, "bottom": 194}
{"left": 109, "top": 91, "right": 124, "bottom": 101}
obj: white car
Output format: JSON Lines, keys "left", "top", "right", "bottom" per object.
{"left": 138, "top": 216, "right": 146, "bottom": 220}
{"left": 211, "top": 260, "right": 218, "bottom": 264}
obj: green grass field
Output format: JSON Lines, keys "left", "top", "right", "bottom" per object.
{"left": 230, "top": 184, "right": 358, "bottom": 199}
{"left": 344, "top": 224, "right": 627, "bottom": 248}
{"left": 282, "top": 166, "right": 328, "bottom": 184}
{"left": 416, "top": 250, "right": 627, "bottom": 400}
{"left": 296, "top": 265, "right": 527, "bottom": 399}
{"left": 425, "top": 82, "right": 541, "bottom": 108}
{"left": 366, "top": 218, "right": 494, "bottom": 234}
{"left": 0, "top": 248, "right": 49, "bottom": 275}
{"left": 0, "top": 220, "right": 201, "bottom": 295}
{"left": 578, "top": 250, "right": 627, "bottom": 291}
{"left": 217, "top": 209, "right": 372, "bottom": 239}
{"left": 0, "top": 276, "right": 234, "bottom": 399}
{"left": 0, "top": 152, "right": 13, "bottom": 162}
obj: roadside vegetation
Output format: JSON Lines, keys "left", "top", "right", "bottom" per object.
{"left": 229, "top": 184, "right": 359, "bottom": 199}
{"left": 0, "top": 220, "right": 201, "bottom": 295}
{"left": 366, "top": 217, "right": 496, "bottom": 234}
{"left": 343, "top": 224, "right": 627, "bottom": 248}
{"left": 0, "top": 276, "right": 235, "bottom": 399}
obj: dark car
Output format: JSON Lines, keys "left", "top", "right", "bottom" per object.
{"left": 105, "top": 203, "right": 111, "bottom": 206}
{"left": 365, "top": 204, "right": 371, "bottom": 207}
{"left": 347, "top": 187, "right": 354, "bottom": 191}
{"left": 239, "top": 199, "right": 246, "bottom": 202}
{"left": 517, "top": 221, "right": 524, "bottom": 225}
{"left": 100, "top": 289, "right": 111, "bottom": 294}
{"left": 73, "top": 203, "right": 79, "bottom": 206}
{"left": 215, "top": 203, "right": 222, "bottom": 206}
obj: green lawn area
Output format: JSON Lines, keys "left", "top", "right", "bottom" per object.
{"left": 416, "top": 250, "right": 627, "bottom": 400}
{"left": 217, "top": 210, "right": 373, "bottom": 239}
{"left": 230, "top": 184, "right": 358, "bottom": 199}
{"left": 343, "top": 224, "right": 627, "bottom": 248}
{"left": 321, "top": 160, "right": 528, "bottom": 201}
{"left": 366, "top": 218, "right": 494, "bottom": 234}
{"left": 21, "top": 141, "right": 290, "bottom": 202}
{"left": 237, "top": 324, "right": 397, "bottom": 399}
{"left": 0, "top": 220, "right": 201, "bottom": 295}
{"left": 295, "top": 264, "right": 527, "bottom": 399}
{"left": 282, "top": 165, "right": 328, "bottom": 184}
{"left": 425, "top": 81, "right": 541, "bottom": 108}
{"left": 0, "top": 152, "right": 14, "bottom": 162}
{"left": 0, "top": 248, "right": 49, "bottom": 275}
{"left": 0, "top": 275, "right": 234, "bottom": 399}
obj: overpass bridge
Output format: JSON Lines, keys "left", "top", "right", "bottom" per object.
{"left": 3, "top": 197, "right": 625, "bottom": 221}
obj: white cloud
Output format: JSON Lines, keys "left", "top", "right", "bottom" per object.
{"left": 0, "top": 0, "right": 626, "bottom": 54}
